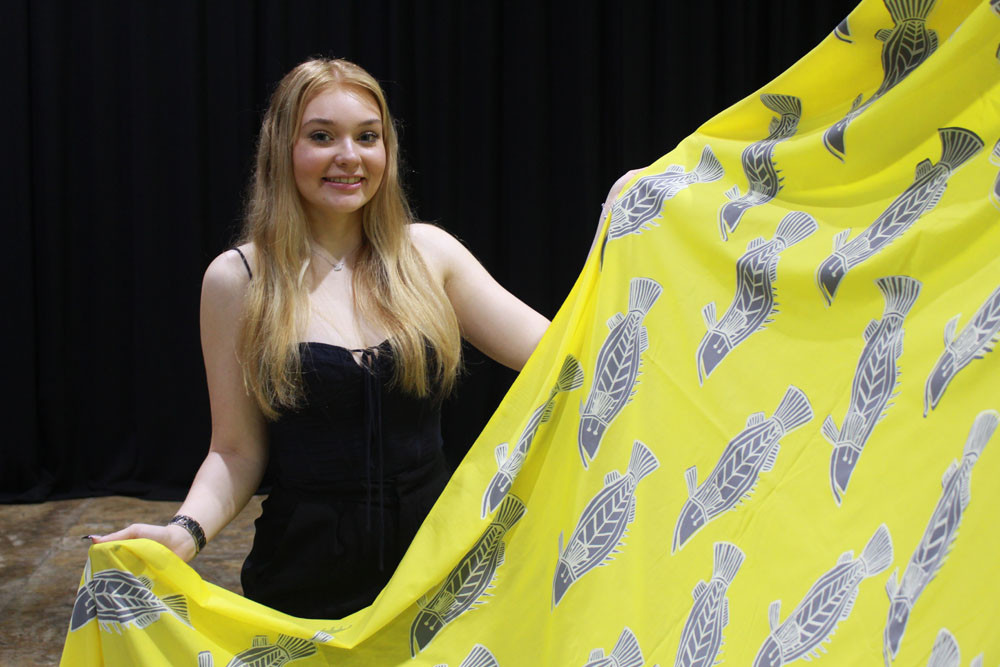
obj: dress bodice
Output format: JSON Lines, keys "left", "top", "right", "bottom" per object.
{"left": 243, "top": 340, "right": 450, "bottom": 619}
{"left": 266, "top": 341, "right": 444, "bottom": 493}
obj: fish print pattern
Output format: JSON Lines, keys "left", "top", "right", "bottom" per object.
{"left": 578, "top": 277, "right": 662, "bottom": 468}
{"left": 924, "top": 285, "right": 1000, "bottom": 415}
{"left": 225, "top": 634, "right": 317, "bottom": 667}
{"left": 433, "top": 644, "right": 500, "bottom": 667}
{"left": 926, "top": 629, "right": 960, "bottom": 667}
{"left": 70, "top": 563, "right": 191, "bottom": 633}
{"left": 697, "top": 212, "right": 818, "bottom": 383}
{"left": 601, "top": 146, "right": 724, "bottom": 264}
{"left": 674, "top": 386, "right": 813, "bottom": 552}
{"left": 990, "top": 139, "right": 1000, "bottom": 210}
{"left": 822, "top": 0, "right": 939, "bottom": 161}
{"left": 554, "top": 440, "right": 659, "bottom": 607}
{"left": 718, "top": 94, "right": 802, "bottom": 240}
{"left": 834, "top": 16, "right": 853, "bottom": 43}
{"left": 483, "top": 355, "right": 584, "bottom": 517}
{"left": 674, "top": 542, "right": 745, "bottom": 667}
{"left": 582, "top": 626, "right": 644, "bottom": 667}
{"left": 411, "top": 495, "right": 526, "bottom": 656}
{"left": 825, "top": 276, "right": 921, "bottom": 505}
{"left": 816, "top": 127, "right": 983, "bottom": 305}
{"left": 310, "top": 624, "right": 347, "bottom": 643}
{"left": 883, "top": 411, "right": 997, "bottom": 665}
{"left": 752, "top": 524, "right": 894, "bottom": 666}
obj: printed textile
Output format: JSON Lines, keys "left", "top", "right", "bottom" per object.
{"left": 61, "top": 0, "right": 1000, "bottom": 664}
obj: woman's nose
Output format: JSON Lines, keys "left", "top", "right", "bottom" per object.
{"left": 335, "top": 140, "right": 359, "bottom": 167}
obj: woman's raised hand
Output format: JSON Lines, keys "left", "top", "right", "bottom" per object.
{"left": 601, "top": 169, "right": 641, "bottom": 217}
{"left": 588, "top": 169, "right": 642, "bottom": 259}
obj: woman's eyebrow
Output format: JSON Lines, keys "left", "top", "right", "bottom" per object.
{"left": 302, "top": 117, "right": 382, "bottom": 127}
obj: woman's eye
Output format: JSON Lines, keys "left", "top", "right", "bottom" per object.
{"left": 310, "top": 131, "right": 332, "bottom": 142}
{"left": 359, "top": 131, "right": 380, "bottom": 143}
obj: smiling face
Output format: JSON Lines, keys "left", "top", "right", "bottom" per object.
{"left": 292, "top": 85, "right": 387, "bottom": 228}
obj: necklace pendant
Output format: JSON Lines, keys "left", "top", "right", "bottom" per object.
{"left": 332, "top": 261, "right": 345, "bottom": 271}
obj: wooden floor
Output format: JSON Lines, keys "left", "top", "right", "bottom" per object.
{"left": 0, "top": 495, "right": 263, "bottom": 665}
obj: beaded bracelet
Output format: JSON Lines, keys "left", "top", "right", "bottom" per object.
{"left": 168, "top": 514, "right": 207, "bottom": 555}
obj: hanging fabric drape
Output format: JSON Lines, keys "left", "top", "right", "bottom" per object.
{"left": 62, "top": 0, "right": 1000, "bottom": 664}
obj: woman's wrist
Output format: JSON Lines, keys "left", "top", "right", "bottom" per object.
{"left": 168, "top": 514, "right": 207, "bottom": 556}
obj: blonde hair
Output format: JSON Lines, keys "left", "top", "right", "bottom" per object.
{"left": 238, "top": 58, "right": 462, "bottom": 418}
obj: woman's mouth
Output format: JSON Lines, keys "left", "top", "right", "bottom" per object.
{"left": 322, "top": 176, "right": 364, "bottom": 190}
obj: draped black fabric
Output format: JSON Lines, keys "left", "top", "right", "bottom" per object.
{"left": 4, "top": 0, "right": 857, "bottom": 501}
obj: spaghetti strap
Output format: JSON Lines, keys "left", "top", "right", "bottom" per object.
{"left": 231, "top": 247, "right": 252, "bottom": 279}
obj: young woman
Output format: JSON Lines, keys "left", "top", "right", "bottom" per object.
{"left": 91, "top": 58, "right": 627, "bottom": 619}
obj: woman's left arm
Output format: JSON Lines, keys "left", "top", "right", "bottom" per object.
{"left": 411, "top": 223, "right": 550, "bottom": 371}
{"left": 411, "top": 174, "right": 636, "bottom": 369}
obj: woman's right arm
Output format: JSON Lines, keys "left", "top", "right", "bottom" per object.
{"left": 91, "top": 250, "right": 269, "bottom": 562}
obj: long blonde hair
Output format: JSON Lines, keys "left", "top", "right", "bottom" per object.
{"left": 238, "top": 58, "right": 462, "bottom": 418}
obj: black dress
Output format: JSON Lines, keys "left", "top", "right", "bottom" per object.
{"left": 239, "top": 341, "right": 450, "bottom": 619}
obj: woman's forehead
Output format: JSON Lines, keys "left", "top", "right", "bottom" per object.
{"left": 300, "top": 85, "right": 382, "bottom": 126}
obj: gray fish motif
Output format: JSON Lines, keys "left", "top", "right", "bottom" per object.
{"left": 225, "top": 634, "right": 316, "bottom": 667}
{"left": 674, "top": 386, "right": 813, "bottom": 552}
{"left": 697, "top": 212, "right": 818, "bottom": 383}
{"left": 990, "top": 139, "right": 1000, "bottom": 210}
{"left": 579, "top": 277, "right": 662, "bottom": 468}
{"left": 718, "top": 94, "right": 802, "bottom": 240}
{"left": 411, "top": 495, "right": 526, "bottom": 656}
{"left": 310, "top": 624, "right": 347, "bottom": 643}
{"left": 483, "top": 355, "right": 584, "bottom": 517}
{"left": 834, "top": 16, "right": 853, "bottom": 43}
{"left": 926, "top": 629, "right": 960, "bottom": 667}
{"left": 816, "top": 127, "right": 983, "bottom": 305}
{"left": 883, "top": 411, "right": 997, "bottom": 666}
{"left": 433, "top": 644, "right": 500, "bottom": 667}
{"left": 582, "top": 626, "right": 644, "bottom": 667}
{"left": 674, "top": 542, "right": 745, "bottom": 667}
{"left": 554, "top": 441, "right": 659, "bottom": 607}
{"left": 823, "top": 0, "right": 939, "bottom": 161}
{"left": 924, "top": 285, "right": 1000, "bottom": 415}
{"left": 752, "top": 524, "right": 894, "bottom": 666}
{"left": 824, "top": 276, "right": 921, "bottom": 505}
{"left": 601, "top": 146, "right": 724, "bottom": 263}
{"left": 69, "top": 563, "right": 191, "bottom": 633}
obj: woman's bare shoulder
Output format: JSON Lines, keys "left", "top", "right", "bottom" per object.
{"left": 203, "top": 243, "right": 255, "bottom": 301}
{"left": 408, "top": 221, "right": 457, "bottom": 248}
{"left": 409, "top": 222, "right": 459, "bottom": 277}
{"left": 409, "top": 222, "right": 470, "bottom": 274}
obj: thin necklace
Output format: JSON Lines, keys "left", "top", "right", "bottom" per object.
{"left": 311, "top": 242, "right": 358, "bottom": 272}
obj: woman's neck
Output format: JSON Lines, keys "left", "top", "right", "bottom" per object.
{"left": 308, "top": 216, "right": 364, "bottom": 260}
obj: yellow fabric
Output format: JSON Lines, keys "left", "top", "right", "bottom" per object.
{"left": 62, "top": 0, "right": 1000, "bottom": 664}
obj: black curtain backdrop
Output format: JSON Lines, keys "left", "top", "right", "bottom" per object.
{"left": 4, "top": 0, "right": 858, "bottom": 502}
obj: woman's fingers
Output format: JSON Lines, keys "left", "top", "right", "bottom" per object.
{"left": 604, "top": 169, "right": 641, "bottom": 208}
{"left": 86, "top": 524, "right": 196, "bottom": 561}
{"left": 90, "top": 523, "right": 158, "bottom": 543}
